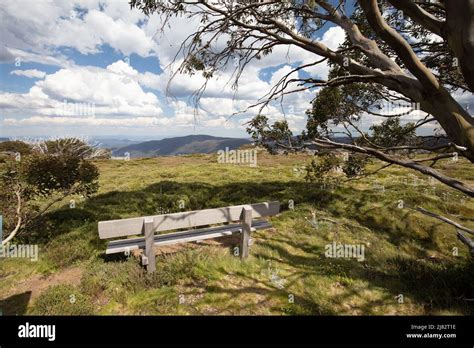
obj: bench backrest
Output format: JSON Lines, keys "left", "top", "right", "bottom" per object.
{"left": 98, "top": 201, "right": 280, "bottom": 239}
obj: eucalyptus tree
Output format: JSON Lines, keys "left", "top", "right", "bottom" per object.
{"left": 131, "top": 0, "right": 473, "bottom": 196}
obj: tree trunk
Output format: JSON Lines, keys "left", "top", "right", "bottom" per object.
{"left": 444, "top": 0, "right": 474, "bottom": 92}
{"left": 420, "top": 87, "right": 474, "bottom": 162}
{"left": 378, "top": 76, "right": 474, "bottom": 162}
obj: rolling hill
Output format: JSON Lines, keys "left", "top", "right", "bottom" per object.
{"left": 112, "top": 134, "right": 251, "bottom": 158}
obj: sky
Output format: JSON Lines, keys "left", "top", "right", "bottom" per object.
{"left": 0, "top": 0, "right": 471, "bottom": 141}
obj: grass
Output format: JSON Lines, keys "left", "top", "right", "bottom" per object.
{"left": 0, "top": 151, "right": 473, "bottom": 315}
{"left": 31, "top": 284, "right": 94, "bottom": 315}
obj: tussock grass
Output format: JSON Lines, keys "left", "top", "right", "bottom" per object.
{"left": 31, "top": 284, "right": 94, "bottom": 315}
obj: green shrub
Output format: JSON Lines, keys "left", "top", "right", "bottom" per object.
{"left": 45, "top": 237, "right": 93, "bottom": 268}
{"left": 0, "top": 137, "right": 100, "bottom": 246}
{"left": 43, "top": 224, "right": 100, "bottom": 268}
{"left": 343, "top": 154, "right": 369, "bottom": 178}
{"left": 80, "top": 258, "right": 145, "bottom": 303}
{"left": 31, "top": 285, "right": 94, "bottom": 315}
{"left": 0, "top": 140, "right": 32, "bottom": 156}
{"left": 305, "top": 153, "right": 342, "bottom": 183}
{"left": 80, "top": 250, "right": 208, "bottom": 304}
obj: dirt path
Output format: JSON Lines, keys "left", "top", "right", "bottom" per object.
{"left": 4, "top": 266, "right": 84, "bottom": 302}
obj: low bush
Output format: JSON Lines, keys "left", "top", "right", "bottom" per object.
{"left": 80, "top": 250, "right": 209, "bottom": 304}
{"left": 31, "top": 284, "right": 94, "bottom": 315}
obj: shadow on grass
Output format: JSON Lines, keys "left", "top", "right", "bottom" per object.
{"left": 255, "top": 232, "right": 474, "bottom": 314}
{"left": 38, "top": 179, "right": 461, "bottom": 250}
{"left": 25, "top": 208, "right": 97, "bottom": 245}
{"left": 0, "top": 291, "right": 31, "bottom": 315}
{"left": 201, "top": 280, "right": 335, "bottom": 315}
{"left": 30, "top": 179, "right": 474, "bottom": 314}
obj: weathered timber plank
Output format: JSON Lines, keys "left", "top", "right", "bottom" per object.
{"left": 99, "top": 201, "right": 279, "bottom": 239}
{"left": 144, "top": 218, "right": 156, "bottom": 273}
{"left": 105, "top": 220, "right": 272, "bottom": 254}
{"left": 240, "top": 207, "right": 252, "bottom": 259}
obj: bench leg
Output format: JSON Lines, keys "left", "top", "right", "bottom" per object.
{"left": 144, "top": 218, "right": 156, "bottom": 273}
{"left": 240, "top": 207, "right": 252, "bottom": 259}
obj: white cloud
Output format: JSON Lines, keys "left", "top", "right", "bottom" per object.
{"left": 0, "top": 1, "right": 342, "bottom": 136}
{"left": 10, "top": 69, "right": 47, "bottom": 79}
{"left": 0, "top": 0, "right": 155, "bottom": 61}
{"left": 36, "top": 64, "right": 161, "bottom": 111}
{"left": 4, "top": 116, "right": 169, "bottom": 127}
{"left": 81, "top": 10, "right": 154, "bottom": 57}
{"left": 0, "top": 61, "right": 165, "bottom": 126}
{"left": 46, "top": 8, "right": 154, "bottom": 57}
{"left": 1, "top": 47, "right": 72, "bottom": 67}
{"left": 300, "top": 26, "right": 346, "bottom": 79}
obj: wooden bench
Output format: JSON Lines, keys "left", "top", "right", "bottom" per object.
{"left": 98, "top": 201, "right": 280, "bottom": 272}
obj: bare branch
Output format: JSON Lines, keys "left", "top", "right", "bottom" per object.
{"left": 359, "top": 0, "right": 441, "bottom": 90}
{"left": 387, "top": 0, "right": 446, "bottom": 38}
{"left": 312, "top": 138, "right": 474, "bottom": 197}
{"left": 411, "top": 206, "right": 474, "bottom": 235}
{"left": 1, "top": 189, "right": 22, "bottom": 246}
{"left": 457, "top": 231, "right": 474, "bottom": 255}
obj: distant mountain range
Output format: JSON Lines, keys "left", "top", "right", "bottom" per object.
{"left": 1, "top": 134, "right": 450, "bottom": 158}
{"left": 93, "top": 138, "right": 140, "bottom": 149}
{"left": 112, "top": 134, "right": 252, "bottom": 158}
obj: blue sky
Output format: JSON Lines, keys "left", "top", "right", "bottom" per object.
{"left": 0, "top": 0, "right": 469, "bottom": 140}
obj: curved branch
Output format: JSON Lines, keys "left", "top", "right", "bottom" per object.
{"left": 1, "top": 189, "right": 22, "bottom": 246}
{"left": 359, "top": 0, "right": 441, "bottom": 90}
{"left": 444, "top": 0, "right": 474, "bottom": 91}
{"left": 457, "top": 231, "right": 474, "bottom": 255}
{"left": 409, "top": 205, "right": 474, "bottom": 255}
{"left": 312, "top": 138, "right": 474, "bottom": 197}
{"left": 411, "top": 206, "right": 474, "bottom": 235}
{"left": 387, "top": 0, "right": 446, "bottom": 38}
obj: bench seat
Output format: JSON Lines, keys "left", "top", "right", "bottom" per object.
{"left": 98, "top": 201, "right": 280, "bottom": 272}
{"left": 106, "top": 219, "right": 272, "bottom": 254}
